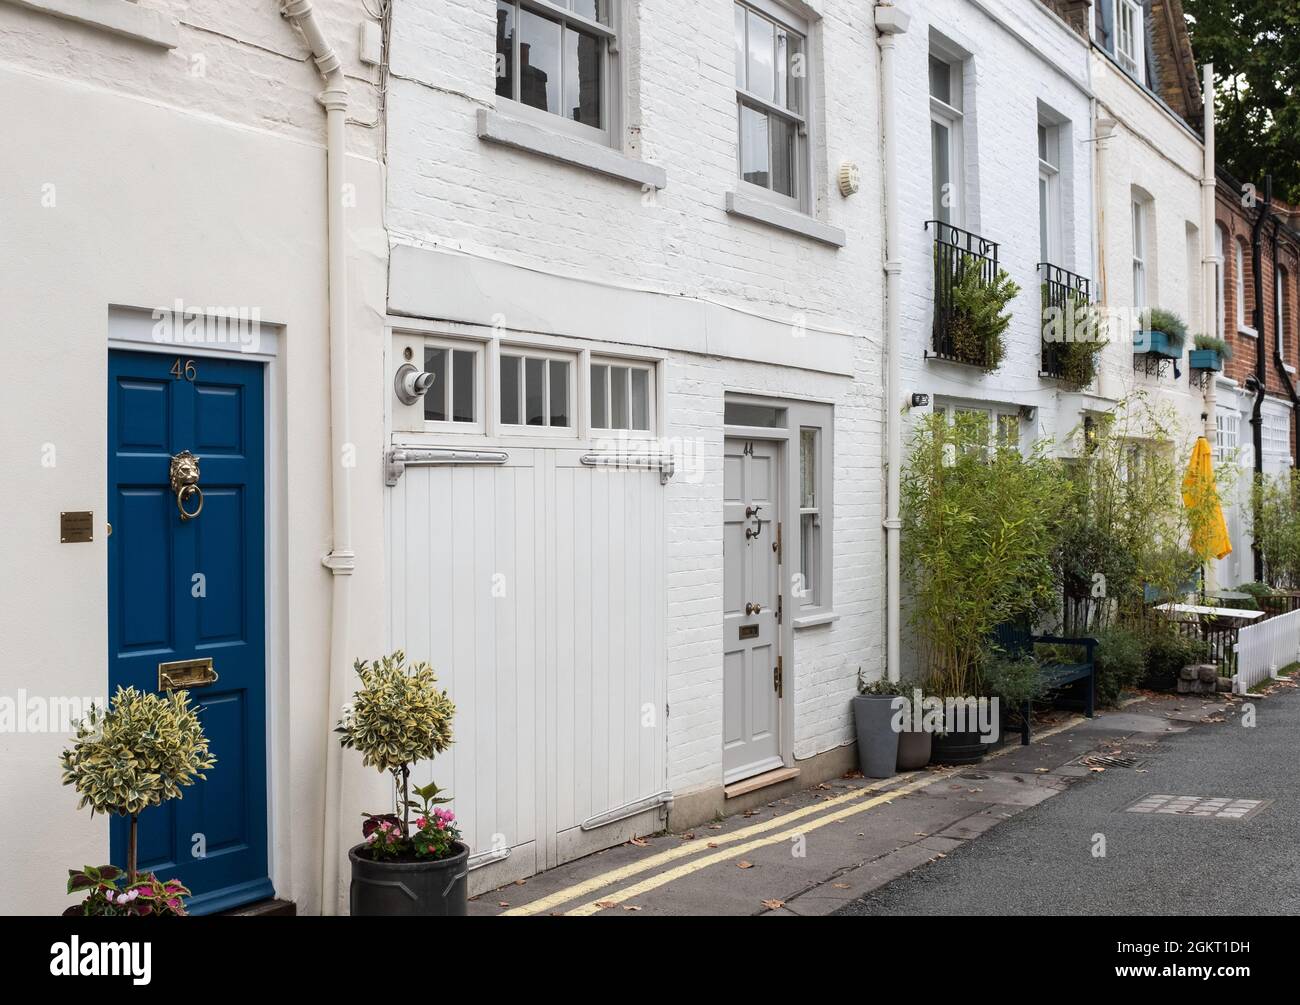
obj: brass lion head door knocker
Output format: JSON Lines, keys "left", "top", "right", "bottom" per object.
{"left": 169, "top": 450, "right": 203, "bottom": 521}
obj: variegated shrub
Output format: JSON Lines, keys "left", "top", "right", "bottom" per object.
{"left": 61, "top": 685, "right": 215, "bottom": 883}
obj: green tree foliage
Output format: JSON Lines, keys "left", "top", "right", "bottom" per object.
{"left": 901, "top": 410, "right": 1068, "bottom": 698}
{"left": 1184, "top": 1, "right": 1300, "bottom": 203}
{"left": 1056, "top": 398, "right": 1200, "bottom": 632}
{"left": 1249, "top": 471, "right": 1300, "bottom": 588}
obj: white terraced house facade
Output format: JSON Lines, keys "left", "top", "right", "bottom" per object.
{"left": 0, "top": 0, "right": 1232, "bottom": 918}
{"left": 380, "top": 0, "right": 890, "bottom": 897}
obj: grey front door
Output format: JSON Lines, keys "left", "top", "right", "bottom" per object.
{"left": 722, "top": 437, "right": 783, "bottom": 784}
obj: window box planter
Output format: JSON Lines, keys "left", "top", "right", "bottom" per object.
{"left": 1134, "top": 330, "right": 1183, "bottom": 359}
{"left": 1189, "top": 348, "right": 1224, "bottom": 372}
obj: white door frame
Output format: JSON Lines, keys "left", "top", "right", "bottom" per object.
{"left": 106, "top": 306, "right": 287, "bottom": 904}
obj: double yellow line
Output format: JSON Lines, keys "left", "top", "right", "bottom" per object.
{"left": 503, "top": 716, "right": 1083, "bottom": 916}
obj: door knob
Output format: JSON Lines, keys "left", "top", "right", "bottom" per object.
{"left": 746, "top": 602, "right": 764, "bottom": 615}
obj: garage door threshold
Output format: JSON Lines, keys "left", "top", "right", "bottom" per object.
{"left": 725, "top": 766, "right": 801, "bottom": 799}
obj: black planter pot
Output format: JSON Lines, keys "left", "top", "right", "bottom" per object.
{"left": 348, "top": 841, "right": 470, "bottom": 916}
{"left": 930, "top": 730, "right": 987, "bottom": 766}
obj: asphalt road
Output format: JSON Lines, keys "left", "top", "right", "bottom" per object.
{"left": 838, "top": 686, "right": 1300, "bottom": 916}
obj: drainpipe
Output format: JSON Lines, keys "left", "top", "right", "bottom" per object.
{"left": 1249, "top": 176, "right": 1273, "bottom": 582}
{"left": 1199, "top": 63, "right": 1218, "bottom": 591}
{"left": 1200, "top": 64, "right": 1217, "bottom": 445}
{"left": 278, "top": 0, "right": 354, "bottom": 916}
{"left": 875, "top": 2, "right": 909, "bottom": 683}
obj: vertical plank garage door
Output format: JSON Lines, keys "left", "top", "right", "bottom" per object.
{"left": 388, "top": 448, "right": 667, "bottom": 886}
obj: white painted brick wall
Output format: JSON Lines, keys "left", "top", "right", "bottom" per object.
{"left": 893, "top": 0, "right": 1098, "bottom": 446}
{"left": 386, "top": 0, "right": 886, "bottom": 794}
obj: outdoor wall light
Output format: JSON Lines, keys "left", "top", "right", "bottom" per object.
{"left": 1018, "top": 405, "right": 1036, "bottom": 421}
{"left": 837, "top": 161, "right": 861, "bottom": 197}
{"left": 910, "top": 392, "right": 930, "bottom": 408}
{"left": 394, "top": 362, "right": 435, "bottom": 405}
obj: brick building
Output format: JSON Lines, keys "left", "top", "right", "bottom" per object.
{"left": 1213, "top": 174, "right": 1300, "bottom": 582}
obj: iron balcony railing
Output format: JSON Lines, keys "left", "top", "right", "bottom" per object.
{"left": 1039, "top": 262, "right": 1094, "bottom": 383}
{"left": 927, "top": 220, "right": 1000, "bottom": 366}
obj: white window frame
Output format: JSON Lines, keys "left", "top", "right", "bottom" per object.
{"left": 1214, "top": 408, "right": 1239, "bottom": 464}
{"left": 420, "top": 335, "right": 486, "bottom": 433}
{"left": 589, "top": 356, "right": 657, "bottom": 436}
{"left": 1236, "top": 239, "right": 1256, "bottom": 336}
{"left": 938, "top": 402, "right": 1023, "bottom": 457}
{"left": 929, "top": 51, "right": 964, "bottom": 227}
{"left": 1131, "top": 198, "right": 1148, "bottom": 310}
{"left": 494, "top": 0, "right": 621, "bottom": 148}
{"left": 733, "top": 0, "right": 814, "bottom": 214}
{"left": 1215, "top": 225, "right": 1227, "bottom": 339}
{"left": 1277, "top": 266, "right": 1288, "bottom": 358}
{"left": 796, "top": 426, "right": 824, "bottom": 613}
{"left": 1262, "top": 402, "right": 1293, "bottom": 470}
{"left": 1115, "top": 0, "right": 1144, "bottom": 84}
{"left": 1038, "top": 120, "right": 1062, "bottom": 266}
{"left": 498, "top": 344, "right": 579, "bottom": 436}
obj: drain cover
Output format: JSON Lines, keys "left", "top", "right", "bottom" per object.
{"left": 1124, "top": 794, "right": 1270, "bottom": 820}
{"left": 1082, "top": 754, "right": 1144, "bottom": 769}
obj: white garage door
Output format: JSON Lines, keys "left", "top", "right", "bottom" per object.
{"left": 388, "top": 446, "right": 668, "bottom": 885}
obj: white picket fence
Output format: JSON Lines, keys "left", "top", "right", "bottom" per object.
{"left": 1234, "top": 608, "right": 1300, "bottom": 694}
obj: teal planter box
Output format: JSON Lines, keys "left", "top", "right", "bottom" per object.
{"left": 1134, "top": 330, "right": 1183, "bottom": 359}
{"left": 1189, "top": 348, "right": 1223, "bottom": 371}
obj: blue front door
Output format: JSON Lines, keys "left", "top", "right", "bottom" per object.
{"left": 107, "top": 350, "right": 272, "bottom": 914}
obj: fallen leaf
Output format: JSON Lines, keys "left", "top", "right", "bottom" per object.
{"left": 498, "top": 901, "right": 510, "bottom": 908}
{"left": 707, "top": 842, "right": 719, "bottom": 849}
{"left": 595, "top": 900, "right": 619, "bottom": 910}
{"left": 680, "top": 832, "right": 696, "bottom": 841}
{"left": 914, "top": 832, "right": 929, "bottom": 837}
{"left": 1034, "top": 768, "right": 1050, "bottom": 774}
{"left": 623, "top": 905, "right": 642, "bottom": 912}
{"left": 1089, "top": 766, "right": 1105, "bottom": 773}
{"left": 737, "top": 860, "right": 755, "bottom": 869}
{"left": 761, "top": 899, "right": 785, "bottom": 910}
{"left": 514, "top": 879, "right": 527, "bottom": 885}
{"left": 629, "top": 838, "right": 648, "bottom": 847}
{"left": 832, "top": 883, "right": 851, "bottom": 890}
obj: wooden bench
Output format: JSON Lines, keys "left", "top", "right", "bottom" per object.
{"left": 992, "top": 622, "right": 1097, "bottom": 745}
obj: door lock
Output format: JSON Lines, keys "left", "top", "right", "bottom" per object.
{"left": 745, "top": 602, "right": 764, "bottom": 616}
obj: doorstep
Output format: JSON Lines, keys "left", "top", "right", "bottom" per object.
{"left": 219, "top": 898, "right": 296, "bottom": 917}
{"left": 724, "top": 766, "right": 801, "bottom": 799}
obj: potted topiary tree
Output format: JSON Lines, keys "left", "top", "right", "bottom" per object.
{"left": 337, "top": 650, "right": 468, "bottom": 916}
{"left": 60, "top": 686, "right": 215, "bottom": 916}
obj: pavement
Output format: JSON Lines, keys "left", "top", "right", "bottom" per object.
{"left": 469, "top": 685, "right": 1293, "bottom": 916}
{"left": 839, "top": 679, "right": 1300, "bottom": 916}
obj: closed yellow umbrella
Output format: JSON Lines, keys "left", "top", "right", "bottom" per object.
{"left": 1182, "top": 436, "right": 1232, "bottom": 561}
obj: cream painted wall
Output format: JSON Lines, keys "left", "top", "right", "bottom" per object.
{"left": 0, "top": 2, "right": 388, "bottom": 915}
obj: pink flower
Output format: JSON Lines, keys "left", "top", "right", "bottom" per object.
{"left": 416, "top": 816, "right": 428, "bottom": 829}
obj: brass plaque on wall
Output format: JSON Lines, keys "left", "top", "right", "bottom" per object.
{"left": 739, "top": 624, "right": 759, "bottom": 640}
{"left": 60, "top": 511, "right": 94, "bottom": 543}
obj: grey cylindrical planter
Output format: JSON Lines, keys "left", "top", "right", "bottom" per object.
{"left": 348, "top": 841, "right": 470, "bottom": 917}
{"left": 896, "top": 728, "right": 933, "bottom": 771}
{"left": 852, "top": 695, "right": 901, "bottom": 779}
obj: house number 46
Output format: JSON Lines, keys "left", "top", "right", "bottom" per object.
{"left": 171, "top": 358, "right": 198, "bottom": 382}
